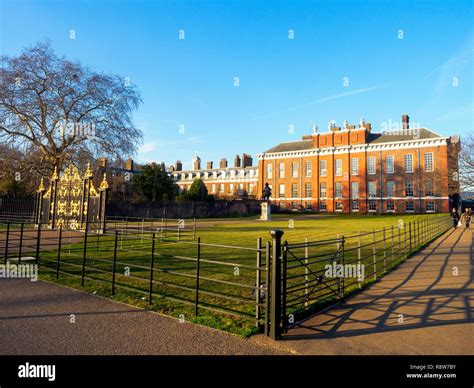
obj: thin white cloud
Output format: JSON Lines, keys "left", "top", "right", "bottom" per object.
{"left": 251, "top": 85, "right": 383, "bottom": 120}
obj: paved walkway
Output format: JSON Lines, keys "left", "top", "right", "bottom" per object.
{"left": 0, "top": 279, "right": 286, "bottom": 355}
{"left": 257, "top": 227, "right": 474, "bottom": 355}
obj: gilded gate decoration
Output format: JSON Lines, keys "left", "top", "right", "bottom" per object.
{"left": 35, "top": 164, "right": 108, "bottom": 232}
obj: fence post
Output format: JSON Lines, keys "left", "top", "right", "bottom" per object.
{"left": 357, "top": 232, "right": 362, "bottom": 289}
{"left": 149, "top": 232, "right": 156, "bottom": 304}
{"left": 398, "top": 223, "right": 401, "bottom": 261}
{"left": 282, "top": 241, "right": 288, "bottom": 333}
{"left": 35, "top": 222, "right": 42, "bottom": 266}
{"left": 56, "top": 227, "right": 62, "bottom": 279}
{"left": 112, "top": 231, "right": 118, "bottom": 295}
{"left": 4, "top": 222, "right": 10, "bottom": 264}
{"left": 382, "top": 226, "right": 386, "bottom": 273}
{"left": 391, "top": 225, "right": 395, "bottom": 268}
{"left": 372, "top": 229, "right": 376, "bottom": 281}
{"left": 304, "top": 237, "right": 309, "bottom": 307}
{"left": 409, "top": 221, "right": 412, "bottom": 255}
{"left": 336, "top": 234, "right": 342, "bottom": 298}
{"left": 193, "top": 218, "right": 196, "bottom": 240}
{"left": 18, "top": 223, "right": 24, "bottom": 265}
{"left": 269, "top": 230, "right": 284, "bottom": 340}
{"left": 81, "top": 219, "right": 89, "bottom": 286}
{"left": 256, "top": 237, "right": 262, "bottom": 328}
{"left": 194, "top": 237, "right": 201, "bottom": 317}
{"left": 265, "top": 241, "right": 271, "bottom": 337}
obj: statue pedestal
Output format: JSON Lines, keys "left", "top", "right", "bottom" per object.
{"left": 260, "top": 202, "right": 271, "bottom": 221}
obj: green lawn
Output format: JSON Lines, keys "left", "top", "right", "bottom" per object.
{"left": 36, "top": 213, "right": 451, "bottom": 336}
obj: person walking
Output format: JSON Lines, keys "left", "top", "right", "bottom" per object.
{"left": 464, "top": 208, "right": 471, "bottom": 229}
{"left": 451, "top": 208, "right": 460, "bottom": 229}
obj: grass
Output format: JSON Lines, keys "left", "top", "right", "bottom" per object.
{"left": 33, "top": 213, "right": 450, "bottom": 337}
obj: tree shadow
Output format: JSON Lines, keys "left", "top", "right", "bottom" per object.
{"left": 282, "top": 228, "right": 473, "bottom": 341}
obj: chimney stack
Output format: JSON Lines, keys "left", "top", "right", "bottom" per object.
{"left": 402, "top": 114, "right": 409, "bottom": 130}
{"left": 175, "top": 160, "right": 182, "bottom": 171}
{"left": 125, "top": 158, "right": 134, "bottom": 171}
{"left": 193, "top": 155, "right": 201, "bottom": 171}
{"left": 220, "top": 158, "right": 228, "bottom": 168}
{"left": 207, "top": 161, "right": 213, "bottom": 169}
{"left": 234, "top": 155, "right": 241, "bottom": 168}
{"left": 242, "top": 153, "right": 253, "bottom": 167}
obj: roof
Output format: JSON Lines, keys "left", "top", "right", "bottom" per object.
{"left": 263, "top": 128, "right": 445, "bottom": 154}
{"left": 368, "top": 128, "right": 443, "bottom": 144}
{"left": 264, "top": 140, "right": 313, "bottom": 153}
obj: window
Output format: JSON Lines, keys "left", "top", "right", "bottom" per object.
{"left": 320, "top": 201, "right": 327, "bottom": 211}
{"left": 219, "top": 184, "right": 224, "bottom": 193}
{"left": 351, "top": 158, "right": 359, "bottom": 175}
{"left": 406, "top": 201, "right": 414, "bottom": 211}
{"left": 305, "top": 201, "right": 312, "bottom": 210}
{"left": 320, "top": 160, "right": 327, "bottom": 176}
{"left": 292, "top": 162, "right": 298, "bottom": 178}
{"left": 305, "top": 183, "right": 312, "bottom": 198}
{"left": 229, "top": 183, "right": 234, "bottom": 193}
{"left": 279, "top": 201, "right": 285, "bottom": 209}
{"left": 248, "top": 184, "right": 254, "bottom": 194}
{"left": 368, "top": 156, "right": 376, "bottom": 175}
{"left": 351, "top": 182, "right": 359, "bottom": 199}
{"left": 386, "top": 181, "right": 394, "bottom": 197}
{"left": 404, "top": 154, "right": 413, "bottom": 173}
{"left": 351, "top": 200, "right": 359, "bottom": 211}
{"left": 239, "top": 183, "right": 244, "bottom": 191}
{"left": 292, "top": 183, "right": 298, "bottom": 198}
{"left": 279, "top": 184, "right": 285, "bottom": 198}
{"left": 211, "top": 184, "right": 216, "bottom": 193}
{"left": 279, "top": 162, "right": 285, "bottom": 178}
{"left": 320, "top": 183, "right": 327, "bottom": 198}
{"left": 386, "top": 155, "right": 394, "bottom": 174}
{"left": 368, "top": 181, "right": 376, "bottom": 198}
{"left": 335, "top": 182, "right": 342, "bottom": 198}
{"left": 425, "top": 180, "right": 434, "bottom": 197}
{"left": 386, "top": 201, "right": 395, "bottom": 211}
{"left": 335, "top": 159, "right": 343, "bottom": 176}
{"left": 424, "top": 152, "right": 434, "bottom": 172}
{"left": 305, "top": 161, "right": 312, "bottom": 177}
{"left": 368, "top": 200, "right": 377, "bottom": 211}
{"left": 335, "top": 202, "right": 343, "bottom": 211}
{"left": 426, "top": 201, "right": 435, "bottom": 212}
{"left": 405, "top": 181, "right": 414, "bottom": 197}
{"left": 267, "top": 163, "right": 273, "bottom": 179}
{"left": 291, "top": 201, "right": 299, "bottom": 210}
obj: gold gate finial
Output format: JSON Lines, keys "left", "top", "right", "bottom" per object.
{"left": 100, "top": 173, "right": 109, "bottom": 190}
{"left": 84, "top": 163, "right": 93, "bottom": 179}
{"left": 51, "top": 166, "right": 58, "bottom": 180}
{"left": 37, "top": 178, "right": 45, "bottom": 192}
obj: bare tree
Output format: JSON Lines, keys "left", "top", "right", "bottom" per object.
{"left": 0, "top": 41, "right": 142, "bottom": 175}
{"left": 459, "top": 134, "right": 474, "bottom": 191}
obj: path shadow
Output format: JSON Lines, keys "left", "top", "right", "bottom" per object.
{"left": 282, "top": 228, "right": 474, "bottom": 341}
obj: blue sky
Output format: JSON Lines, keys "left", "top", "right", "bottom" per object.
{"left": 1, "top": 0, "right": 473, "bottom": 169}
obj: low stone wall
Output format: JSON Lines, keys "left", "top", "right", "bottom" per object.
{"left": 106, "top": 199, "right": 262, "bottom": 219}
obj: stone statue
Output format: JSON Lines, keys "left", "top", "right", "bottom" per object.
{"left": 262, "top": 182, "right": 272, "bottom": 202}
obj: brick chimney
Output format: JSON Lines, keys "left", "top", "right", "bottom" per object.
{"left": 207, "top": 161, "right": 213, "bottom": 169}
{"left": 125, "top": 158, "right": 134, "bottom": 171}
{"left": 193, "top": 155, "right": 201, "bottom": 171}
{"left": 234, "top": 155, "right": 241, "bottom": 168}
{"left": 242, "top": 153, "right": 252, "bottom": 167}
{"left": 220, "top": 158, "right": 228, "bottom": 168}
{"left": 402, "top": 114, "right": 409, "bottom": 130}
{"left": 175, "top": 160, "right": 182, "bottom": 171}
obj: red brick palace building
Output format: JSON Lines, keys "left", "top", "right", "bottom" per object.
{"left": 257, "top": 115, "right": 460, "bottom": 214}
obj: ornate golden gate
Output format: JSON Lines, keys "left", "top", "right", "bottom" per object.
{"left": 35, "top": 164, "right": 108, "bottom": 232}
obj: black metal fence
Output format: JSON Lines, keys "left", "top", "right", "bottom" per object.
{"left": 0, "top": 196, "right": 36, "bottom": 223}
{"left": 273, "top": 216, "right": 453, "bottom": 339}
{"left": 0, "top": 221, "right": 270, "bottom": 330}
{"left": 0, "top": 215, "right": 453, "bottom": 340}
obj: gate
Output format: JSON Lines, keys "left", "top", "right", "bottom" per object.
{"left": 266, "top": 230, "right": 345, "bottom": 340}
{"left": 35, "top": 164, "right": 108, "bottom": 232}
